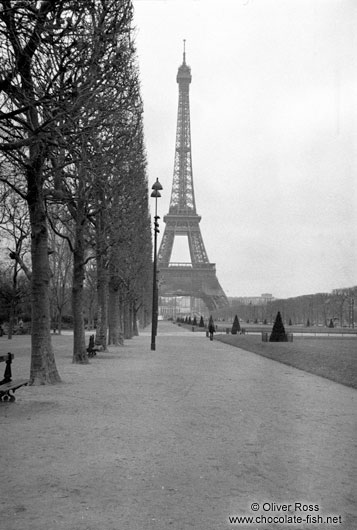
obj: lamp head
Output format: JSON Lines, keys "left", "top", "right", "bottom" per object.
{"left": 151, "top": 178, "right": 163, "bottom": 198}
{"left": 151, "top": 189, "right": 161, "bottom": 198}
{"left": 152, "top": 178, "right": 163, "bottom": 191}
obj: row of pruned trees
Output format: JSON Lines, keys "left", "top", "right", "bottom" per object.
{"left": 267, "top": 288, "right": 357, "bottom": 328}
{"left": 217, "top": 287, "right": 357, "bottom": 327}
{"left": 0, "top": 1, "right": 152, "bottom": 384}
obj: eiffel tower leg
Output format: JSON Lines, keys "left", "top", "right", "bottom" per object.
{"left": 187, "top": 226, "right": 209, "bottom": 264}
{"left": 158, "top": 227, "right": 175, "bottom": 266}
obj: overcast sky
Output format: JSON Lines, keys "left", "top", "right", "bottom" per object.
{"left": 132, "top": 0, "right": 357, "bottom": 299}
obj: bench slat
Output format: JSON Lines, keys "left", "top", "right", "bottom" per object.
{"left": 0, "top": 379, "right": 29, "bottom": 393}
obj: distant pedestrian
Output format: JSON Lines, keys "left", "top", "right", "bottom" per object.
{"left": 208, "top": 316, "right": 215, "bottom": 341}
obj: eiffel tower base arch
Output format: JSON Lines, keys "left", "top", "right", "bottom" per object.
{"left": 159, "top": 264, "right": 228, "bottom": 313}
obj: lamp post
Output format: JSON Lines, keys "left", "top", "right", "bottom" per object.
{"left": 151, "top": 178, "right": 163, "bottom": 350}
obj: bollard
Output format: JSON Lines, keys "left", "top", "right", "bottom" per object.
{"left": 262, "top": 332, "right": 268, "bottom": 342}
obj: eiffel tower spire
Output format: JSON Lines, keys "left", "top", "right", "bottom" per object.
{"left": 168, "top": 40, "right": 196, "bottom": 215}
{"left": 157, "top": 46, "right": 228, "bottom": 312}
{"left": 158, "top": 45, "right": 209, "bottom": 266}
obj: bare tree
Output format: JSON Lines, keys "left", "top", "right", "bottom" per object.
{"left": 0, "top": 185, "right": 30, "bottom": 337}
{"left": 0, "top": 0, "right": 141, "bottom": 375}
{"left": 0, "top": 1, "right": 80, "bottom": 383}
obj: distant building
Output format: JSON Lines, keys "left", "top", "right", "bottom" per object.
{"left": 159, "top": 296, "right": 206, "bottom": 319}
{"left": 229, "top": 294, "right": 275, "bottom": 306}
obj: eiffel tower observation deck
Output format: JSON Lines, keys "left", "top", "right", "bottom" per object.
{"left": 157, "top": 43, "right": 228, "bottom": 312}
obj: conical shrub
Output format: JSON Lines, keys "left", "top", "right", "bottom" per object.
{"left": 269, "top": 311, "right": 288, "bottom": 342}
{"left": 231, "top": 315, "right": 240, "bottom": 334}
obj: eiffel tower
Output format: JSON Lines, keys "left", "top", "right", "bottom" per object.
{"left": 158, "top": 44, "right": 228, "bottom": 312}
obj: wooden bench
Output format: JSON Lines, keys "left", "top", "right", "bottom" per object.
{"left": 0, "top": 353, "right": 29, "bottom": 402}
{"left": 86, "top": 334, "right": 100, "bottom": 358}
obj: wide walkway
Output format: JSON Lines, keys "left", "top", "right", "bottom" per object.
{"left": 1, "top": 321, "right": 356, "bottom": 530}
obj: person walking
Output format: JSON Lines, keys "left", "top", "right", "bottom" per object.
{"left": 208, "top": 315, "right": 215, "bottom": 341}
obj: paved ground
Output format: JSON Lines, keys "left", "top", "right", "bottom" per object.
{"left": 1, "top": 321, "right": 356, "bottom": 530}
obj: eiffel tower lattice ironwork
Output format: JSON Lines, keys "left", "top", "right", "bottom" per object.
{"left": 158, "top": 45, "right": 228, "bottom": 312}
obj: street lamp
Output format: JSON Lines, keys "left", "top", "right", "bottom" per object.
{"left": 150, "top": 178, "right": 163, "bottom": 350}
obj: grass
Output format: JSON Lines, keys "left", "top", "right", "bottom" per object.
{"left": 215, "top": 333, "right": 357, "bottom": 390}
{"left": 0, "top": 332, "right": 73, "bottom": 359}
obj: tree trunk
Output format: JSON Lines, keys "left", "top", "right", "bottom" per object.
{"left": 123, "top": 299, "right": 132, "bottom": 339}
{"left": 94, "top": 200, "right": 109, "bottom": 350}
{"left": 88, "top": 303, "right": 95, "bottom": 330}
{"left": 8, "top": 296, "right": 15, "bottom": 340}
{"left": 72, "top": 220, "right": 88, "bottom": 364}
{"left": 57, "top": 308, "right": 63, "bottom": 335}
{"left": 27, "top": 170, "right": 61, "bottom": 384}
{"left": 8, "top": 262, "right": 19, "bottom": 340}
{"left": 96, "top": 253, "right": 108, "bottom": 350}
{"left": 108, "top": 284, "right": 124, "bottom": 346}
{"left": 132, "top": 302, "right": 139, "bottom": 336}
{"left": 140, "top": 304, "right": 149, "bottom": 329}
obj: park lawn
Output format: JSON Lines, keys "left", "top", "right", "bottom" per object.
{"left": 0, "top": 332, "right": 90, "bottom": 376}
{"left": 0, "top": 332, "right": 77, "bottom": 360}
{"left": 215, "top": 334, "right": 357, "bottom": 390}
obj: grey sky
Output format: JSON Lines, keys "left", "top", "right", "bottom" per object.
{"left": 133, "top": 0, "right": 357, "bottom": 299}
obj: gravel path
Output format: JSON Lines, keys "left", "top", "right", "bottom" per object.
{"left": 1, "top": 322, "right": 356, "bottom": 529}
